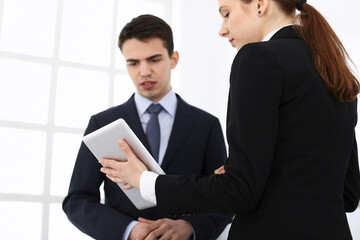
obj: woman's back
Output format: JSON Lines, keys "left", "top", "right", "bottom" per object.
{"left": 227, "top": 25, "right": 358, "bottom": 239}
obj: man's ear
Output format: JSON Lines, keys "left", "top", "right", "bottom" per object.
{"left": 170, "top": 51, "right": 179, "bottom": 69}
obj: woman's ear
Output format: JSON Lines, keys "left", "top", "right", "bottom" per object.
{"left": 255, "top": 0, "right": 269, "bottom": 16}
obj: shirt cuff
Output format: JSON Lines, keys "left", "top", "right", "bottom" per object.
{"left": 140, "top": 170, "right": 159, "bottom": 204}
{"left": 122, "top": 220, "right": 139, "bottom": 240}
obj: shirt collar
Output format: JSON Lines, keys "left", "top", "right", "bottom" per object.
{"left": 134, "top": 89, "right": 178, "bottom": 118}
{"left": 262, "top": 24, "right": 293, "bottom": 42}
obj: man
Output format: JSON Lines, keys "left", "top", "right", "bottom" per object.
{"left": 63, "top": 14, "right": 232, "bottom": 240}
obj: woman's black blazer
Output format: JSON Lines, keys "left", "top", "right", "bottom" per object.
{"left": 155, "top": 26, "right": 360, "bottom": 239}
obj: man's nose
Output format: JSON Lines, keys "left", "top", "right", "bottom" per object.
{"left": 140, "top": 62, "right": 151, "bottom": 76}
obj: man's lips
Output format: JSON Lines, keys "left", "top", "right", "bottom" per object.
{"left": 140, "top": 81, "right": 156, "bottom": 90}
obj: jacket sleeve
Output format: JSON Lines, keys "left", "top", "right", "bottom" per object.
{"left": 343, "top": 138, "right": 360, "bottom": 212}
{"left": 155, "top": 43, "right": 283, "bottom": 215}
{"left": 62, "top": 116, "right": 133, "bottom": 240}
{"left": 343, "top": 99, "right": 360, "bottom": 212}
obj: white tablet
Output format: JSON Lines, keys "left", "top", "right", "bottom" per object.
{"left": 83, "top": 118, "right": 165, "bottom": 210}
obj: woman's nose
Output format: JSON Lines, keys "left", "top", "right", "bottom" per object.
{"left": 219, "top": 22, "right": 228, "bottom": 37}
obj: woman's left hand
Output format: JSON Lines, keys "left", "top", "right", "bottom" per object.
{"left": 214, "top": 165, "right": 226, "bottom": 174}
{"left": 100, "top": 139, "right": 148, "bottom": 189}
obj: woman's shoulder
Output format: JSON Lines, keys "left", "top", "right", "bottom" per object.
{"left": 231, "top": 42, "right": 279, "bottom": 72}
{"left": 232, "top": 38, "right": 309, "bottom": 72}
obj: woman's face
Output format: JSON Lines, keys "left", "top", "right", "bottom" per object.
{"left": 218, "top": 0, "right": 262, "bottom": 51}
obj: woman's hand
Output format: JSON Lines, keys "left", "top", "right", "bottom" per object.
{"left": 100, "top": 139, "right": 148, "bottom": 189}
{"left": 214, "top": 165, "right": 226, "bottom": 174}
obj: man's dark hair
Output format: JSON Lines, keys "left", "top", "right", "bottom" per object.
{"left": 118, "top": 14, "right": 174, "bottom": 57}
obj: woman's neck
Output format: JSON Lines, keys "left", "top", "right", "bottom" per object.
{"left": 259, "top": 6, "right": 295, "bottom": 40}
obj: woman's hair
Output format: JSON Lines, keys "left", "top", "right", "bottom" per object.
{"left": 118, "top": 14, "right": 174, "bottom": 57}
{"left": 244, "top": 0, "right": 359, "bottom": 102}
{"left": 292, "top": 1, "right": 359, "bottom": 102}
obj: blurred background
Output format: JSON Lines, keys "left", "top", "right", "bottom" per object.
{"left": 0, "top": 0, "right": 359, "bottom": 239}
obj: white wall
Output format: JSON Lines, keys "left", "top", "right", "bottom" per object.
{"left": 174, "top": 0, "right": 360, "bottom": 239}
{"left": 172, "top": 0, "right": 235, "bottom": 131}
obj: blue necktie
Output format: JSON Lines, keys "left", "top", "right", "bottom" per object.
{"left": 146, "top": 103, "right": 163, "bottom": 162}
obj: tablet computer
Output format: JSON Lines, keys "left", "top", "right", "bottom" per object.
{"left": 83, "top": 118, "right": 165, "bottom": 210}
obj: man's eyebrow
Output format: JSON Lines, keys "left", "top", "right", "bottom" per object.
{"left": 126, "top": 54, "right": 163, "bottom": 62}
{"left": 126, "top": 59, "right": 138, "bottom": 62}
{"left": 146, "top": 54, "right": 163, "bottom": 60}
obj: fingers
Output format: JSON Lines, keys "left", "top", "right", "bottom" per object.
{"left": 100, "top": 158, "right": 123, "bottom": 169}
{"left": 101, "top": 173, "right": 133, "bottom": 189}
{"left": 101, "top": 172, "right": 122, "bottom": 183}
{"left": 138, "top": 217, "right": 155, "bottom": 224}
{"left": 140, "top": 218, "right": 192, "bottom": 240}
{"left": 214, "top": 165, "right": 226, "bottom": 174}
{"left": 129, "top": 222, "right": 153, "bottom": 240}
{"left": 144, "top": 229, "right": 163, "bottom": 240}
{"left": 144, "top": 224, "right": 171, "bottom": 240}
{"left": 99, "top": 139, "right": 147, "bottom": 189}
{"left": 118, "top": 139, "right": 137, "bottom": 161}
{"left": 100, "top": 163, "right": 121, "bottom": 176}
{"left": 100, "top": 167, "right": 134, "bottom": 189}
{"left": 143, "top": 219, "right": 171, "bottom": 240}
{"left": 120, "top": 183, "right": 134, "bottom": 190}
{"left": 99, "top": 161, "right": 127, "bottom": 184}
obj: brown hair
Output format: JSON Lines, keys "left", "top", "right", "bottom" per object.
{"left": 293, "top": 2, "right": 359, "bottom": 102}
{"left": 244, "top": 0, "right": 359, "bottom": 102}
{"left": 118, "top": 14, "right": 174, "bottom": 57}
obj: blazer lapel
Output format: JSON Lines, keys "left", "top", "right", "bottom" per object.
{"left": 160, "top": 95, "right": 195, "bottom": 170}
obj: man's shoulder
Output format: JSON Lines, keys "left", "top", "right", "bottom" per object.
{"left": 90, "top": 96, "right": 135, "bottom": 124}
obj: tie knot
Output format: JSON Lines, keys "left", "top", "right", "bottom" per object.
{"left": 147, "top": 103, "right": 163, "bottom": 115}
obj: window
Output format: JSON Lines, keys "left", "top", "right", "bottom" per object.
{"left": 0, "top": 0, "right": 171, "bottom": 239}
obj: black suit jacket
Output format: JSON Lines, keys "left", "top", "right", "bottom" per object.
{"left": 155, "top": 26, "right": 360, "bottom": 239}
{"left": 63, "top": 94, "right": 232, "bottom": 239}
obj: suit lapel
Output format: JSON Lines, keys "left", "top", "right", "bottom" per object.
{"left": 121, "top": 95, "right": 151, "bottom": 151}
{"left": 161, "top": 96, "right": 195, "bottom": 169}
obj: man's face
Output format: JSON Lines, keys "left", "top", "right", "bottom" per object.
{"left": 121, "top": 37, "right": 179, "bottom": 102}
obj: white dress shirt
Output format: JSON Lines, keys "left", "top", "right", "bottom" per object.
{"left": 139, "top": 25, "right": 295, "bottom": 206}
{"left": 262, "top": 24, "right": 292, "bottom": 42}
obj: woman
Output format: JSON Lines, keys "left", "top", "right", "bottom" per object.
{"left": 101, "top": 0, "right": 360, "bottom": 239}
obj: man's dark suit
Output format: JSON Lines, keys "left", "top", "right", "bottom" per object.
{"left": 63, "top": 94, "right": 232, "bottom": 240}
{"left": 155, "top": 26, "right": 360, "bottom": 239}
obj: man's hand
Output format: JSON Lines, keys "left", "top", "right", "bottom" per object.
{"left": 128, "top": 222, "right": 153, "bottom": 240}
{"left": 130, "top": 217, "right": 193, "bottom": 240}
{"left": 100, "top": 139, "right": 147, "bottom": 189}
